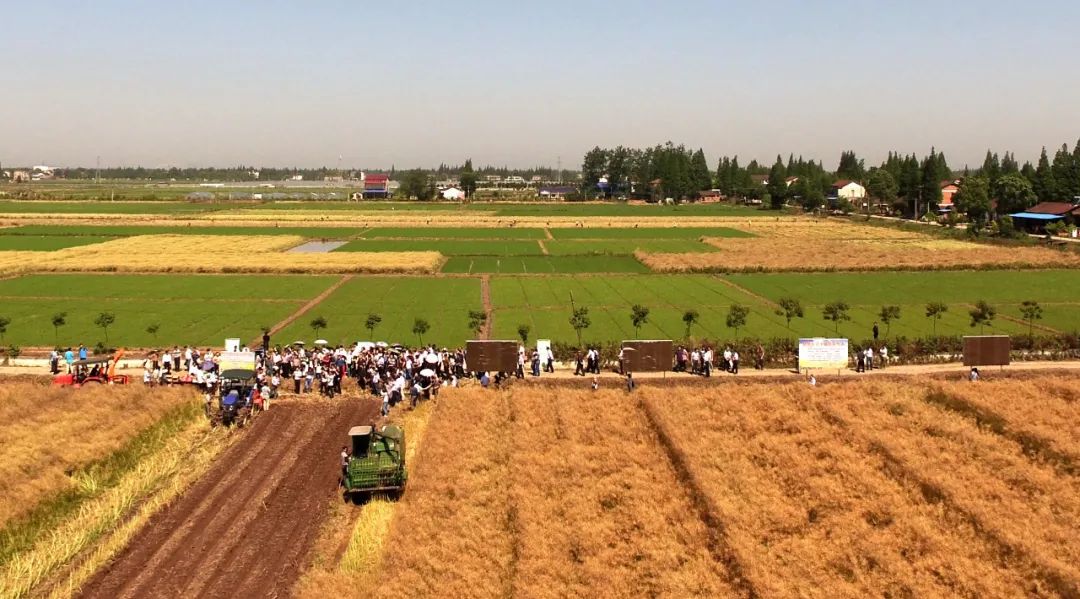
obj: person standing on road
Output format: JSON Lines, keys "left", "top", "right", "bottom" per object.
{"left": 545, "top": 347, "right": 555, "bottom": 373}
{"left": 340, "top": 446, "right": 350, "bottom": 481}
{"left": 64, "top": 347, "right": 75, "bottom": 373}
{"left": 864, "top": 346, "right": 874, "bottom": 370}
{"left": 702, "top": 346, "right": 713, "bottom": 378}
{"left": 872, "top": 322, "right": 879, "bottom": 341}
{"left": 574, "top": 351, "right": 585, "bottom": 376}
{"left": 293, "top": 367, "right": 302, "bottom": 394}
{"left": 755, "top": 344, "right": 765, "bottom": 370}
{"left": 732, "top": 350, "right": 740, "bottom": 375}
{"left": 879, "top": 345, "right": 889, "bottom": 368}
{"left": 78, "top": 344, "right": 88, "bottom": 361}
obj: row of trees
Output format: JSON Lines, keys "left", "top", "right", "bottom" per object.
{"left": 20, "top": 162, "right": 571, "bottom": 185}
{"left": 0, "top": 299, "right": 1049, "bottom": 355}
{"left": 581, "top": 143, "right": 713, "bottom": 200}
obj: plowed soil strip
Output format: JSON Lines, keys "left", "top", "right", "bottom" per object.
{"left": 78, "top": 398, "right": 377, "bottom": 599}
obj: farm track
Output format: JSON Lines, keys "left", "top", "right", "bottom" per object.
{"left": 77, "top": 397, "right": 377, "bottom": 599}
{"left": 256, "top": 274, "right": 353, "bottom": 344}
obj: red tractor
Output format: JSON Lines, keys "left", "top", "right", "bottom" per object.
{"left": 53, "top": 350, "right": 130, "bottom": 387}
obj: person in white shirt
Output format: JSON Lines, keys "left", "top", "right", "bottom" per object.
{"left": 879, "top": 346, "right": 888, "bottom": 368}
{"left": 703, "top": 347, "right": 714, "bottom": 378}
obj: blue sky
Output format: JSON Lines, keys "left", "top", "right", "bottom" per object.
{"left": 2, "top": 0, "right": 1078, "bottom": 170}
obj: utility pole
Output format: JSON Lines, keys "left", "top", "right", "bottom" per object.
{"left": 557, "top": 155, "right": 562, "bottom": 184}
{"left": 96, "top": 155, "right": 100, "bottom": 184}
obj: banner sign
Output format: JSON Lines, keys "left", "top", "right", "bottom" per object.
{"left": 218, "top": 351, "right": 256, "bottom": 372}
{"left": 798, "top": 338, "right": 849, "bottom": 370}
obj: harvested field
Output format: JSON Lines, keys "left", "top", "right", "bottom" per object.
{"left": 0, "top": 383, "right": 197, "bottom": 528}
{"left": 728, "top": 219, "right": 925, "bottom": 240}
{"left": 0, "top": 235, "right": 443, "bottom": 275}
{"left": 374, "top": 388, "right": 514, "bottom": 597}
{"left": 640, "top": 237, "right": 1080, "bottom": 273}
{"left": 76, "top": 396, "right": 379, "bottom": 599}
{"left": 366, "top": 377, "right": 1078, "bottom": 598}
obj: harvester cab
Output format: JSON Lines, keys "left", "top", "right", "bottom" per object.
{"left": 213, "top": 368, "right": 256, "bottom": 428}
{"left": 343, "top": 424, "right": 407, "bottom": 501}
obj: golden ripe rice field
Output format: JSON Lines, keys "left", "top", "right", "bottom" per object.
{"left": 369, "top": 375, "right": 1080, "bottom": 598}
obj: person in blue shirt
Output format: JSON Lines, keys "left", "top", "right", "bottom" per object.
{"left": 64, "top": 348, "right": 75, "bottom": 372}
{"left": 78, "top": 344, "right": 88, "bottom": 361}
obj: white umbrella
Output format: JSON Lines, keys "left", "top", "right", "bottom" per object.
{"left": 376, "top": 341, "right": 389, "bottom": 348}
{"left": 293, "top": 341, "right": 305, "bottom": 346}
{"left": 424, "top": 354, "right": 439, "bottom": 364}
{"left": 314, "top": 339, "right": 328, "bottom": 346}
{"left": 419, "top": 368, "right": 435, "bottom": 378}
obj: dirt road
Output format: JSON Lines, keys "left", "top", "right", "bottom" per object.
{"left": 78, "top": 397, "right": 377, "bottom": 599}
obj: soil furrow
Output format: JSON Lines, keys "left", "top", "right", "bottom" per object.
{"left": 77, "top": 397, "right": 377, "bottom": 599}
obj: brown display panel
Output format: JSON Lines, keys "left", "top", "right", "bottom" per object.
{"left": 963, "top": 336, "right": 1011, "bottom": 366}
{"left": 466, "top": 340, "right": 520, "bottom": 372}
{"left": 621, "top": 340, "right": 674, "bottom": 372}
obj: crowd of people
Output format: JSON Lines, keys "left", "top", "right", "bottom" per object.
{"left": 672, "top": 344, "right": 765, "bottom": 376}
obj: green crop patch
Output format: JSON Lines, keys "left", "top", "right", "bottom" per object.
{"left": 0, "top": 235, "right": 116, "bottom": 251}
{"left": 489, "top": 275, "right": 790, "bottom": 343}
{"left": 441, "top": 256, "right": 650, "bottom": 274}
{"left": 334, "top": 239, "right": 543, "bottom": 256}
{"left": 547, "top": 226, "right": 753, "bottom": 239}
{"left": 273, "top": 277, "right": 482, "bottom": 347}
{"left": 0, "top": 201, "right": 225, "bottom": 215}
{"left": 543, "top": 239, "right": 717, "bottom": 255}
{"left": 1, "top": 225, "right": 365, "bottom": 238}
{"left": 0, "top": 273, "right": 338, "bottom": 301}
{"left": 359, "top": 227, "right": 546, "bottom": 239}
{"left": 0, "top": 297, "right": 304, "bottom": 348}
{"left": 489, "top": 203, "right": 773, "bottom": 217}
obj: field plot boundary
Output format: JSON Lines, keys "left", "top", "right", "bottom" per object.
{"left": 638, "top": 396, "right": 760, "bottom": 598}
{"left": 258, "top": 275, "right": 353, "bottom": 343}
{"left": 804, "top": 393, "right": 1080, "bottom": 597}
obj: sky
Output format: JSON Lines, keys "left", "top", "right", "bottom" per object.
{"left": 2, "top": 0, "right": 1079, "bottom": 171}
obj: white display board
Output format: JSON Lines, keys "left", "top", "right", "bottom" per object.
{"left": 225, "top": 338, "right": 241, "bottom": 352}
{"left": 536, "top": 339, "right": 552, "bottom": 358}
{"left": 798, "top": 338, "right": 849, "bottom": 370}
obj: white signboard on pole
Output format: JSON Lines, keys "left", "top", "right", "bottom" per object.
{"left": 798, "top": 338, "right": 848, "bottom": 370}
{"left": 536, "top": 339, "right": 551, "bottom": 359}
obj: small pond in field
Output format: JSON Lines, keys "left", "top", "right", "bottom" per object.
{"left": 287, "top": 240, "right": 348, "bottom": 253}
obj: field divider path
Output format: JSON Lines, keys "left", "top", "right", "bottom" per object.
{"left": 543, "top": 227, "right": 553, "bottom": 240}
{"left": 963, "top": 303, "right": 1065, "bottom": 335}
{"left": 802, "top": 394, "right": 1080, "bottom": 597}
{"left": 638, "top": 395, "right": 761, "bottom": 599}
{"left": 537, "top": 240, "right": 549, "bottom": 255}
{"left": 255, "top": 275, "right": 353, "bottom": 345}
{"left": 714, "top": 276, "right": 779, "bottom": 309}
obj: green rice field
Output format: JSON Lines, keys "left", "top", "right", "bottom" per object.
{"left": 0, "top": 270, "right": 1074, "bottom": 348}
{"left": 547, "top": 226, "right": 752, "bottom": 239}
{"left": 0, "top": 274, "right": 340, "bottom": 347}
{"left": 0, "top": 201, "right": 226, "bottom": 214}
{"left": 272, "top": 277, "right": 482, "bottom": 348}
{"left": 441, "top": 256, "right": 650, "bottom": 274}
{"left": 0, "top": 225, "right": 365, "bottom": 238}
{"left": 358, "top": 227, "right": 546, "bottom": 239}
{"left": 0, "top": 235, "right": 116, "bottom": 251}
{"left": 543, "top": 239, "right": 716, "bottom": 255}
{"left": 334, "top": 239, "right": 544, "bottom": 256}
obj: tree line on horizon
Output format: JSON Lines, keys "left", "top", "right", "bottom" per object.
{"left": 577, "top": 140, "right": 1080, "bottom": 216}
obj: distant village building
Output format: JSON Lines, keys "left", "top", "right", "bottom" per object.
{"left": 361, "top": 173, "right": 391, "bottom": 199}
{"left": 440, "top": 187, "right": 466, "bottom": 200}
{"left": 538, "top": 185, "right": 576, "bottom": 199}
{"left": 829, "top": 180, "right": 867, "bottom": 202}
{"left": 939, "top": 180, "right": 961, "bottom": 212}
{"left": 1009, "top": 201, "right": 1080, "bottom": 233}
{"left": 10, "top": 170, "right": 30, "bottom": 183}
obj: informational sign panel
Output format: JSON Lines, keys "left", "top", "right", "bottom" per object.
{"left": 466, "top": 340, "right": 519, "bottom": 372}
{"left": 218, "top": 351, "right": 256, "bottom": 372}
{"left": 798, "top": 338, "right": 849, "bottom": 370}
{"left": 225, "top": 338, "right": 241, "bottom": 352}
{"left": 963, "top": 336, "right": 1011, "bottom": 366}
{"left": 536, "top": 339, "right": 552, "bottom": 359}
{"left": 621, "top": 340, "right": 674, "bottom": 372}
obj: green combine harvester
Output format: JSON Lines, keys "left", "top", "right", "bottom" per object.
{"left": 343, "top": 424, "right": 407, "bottom": 501}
